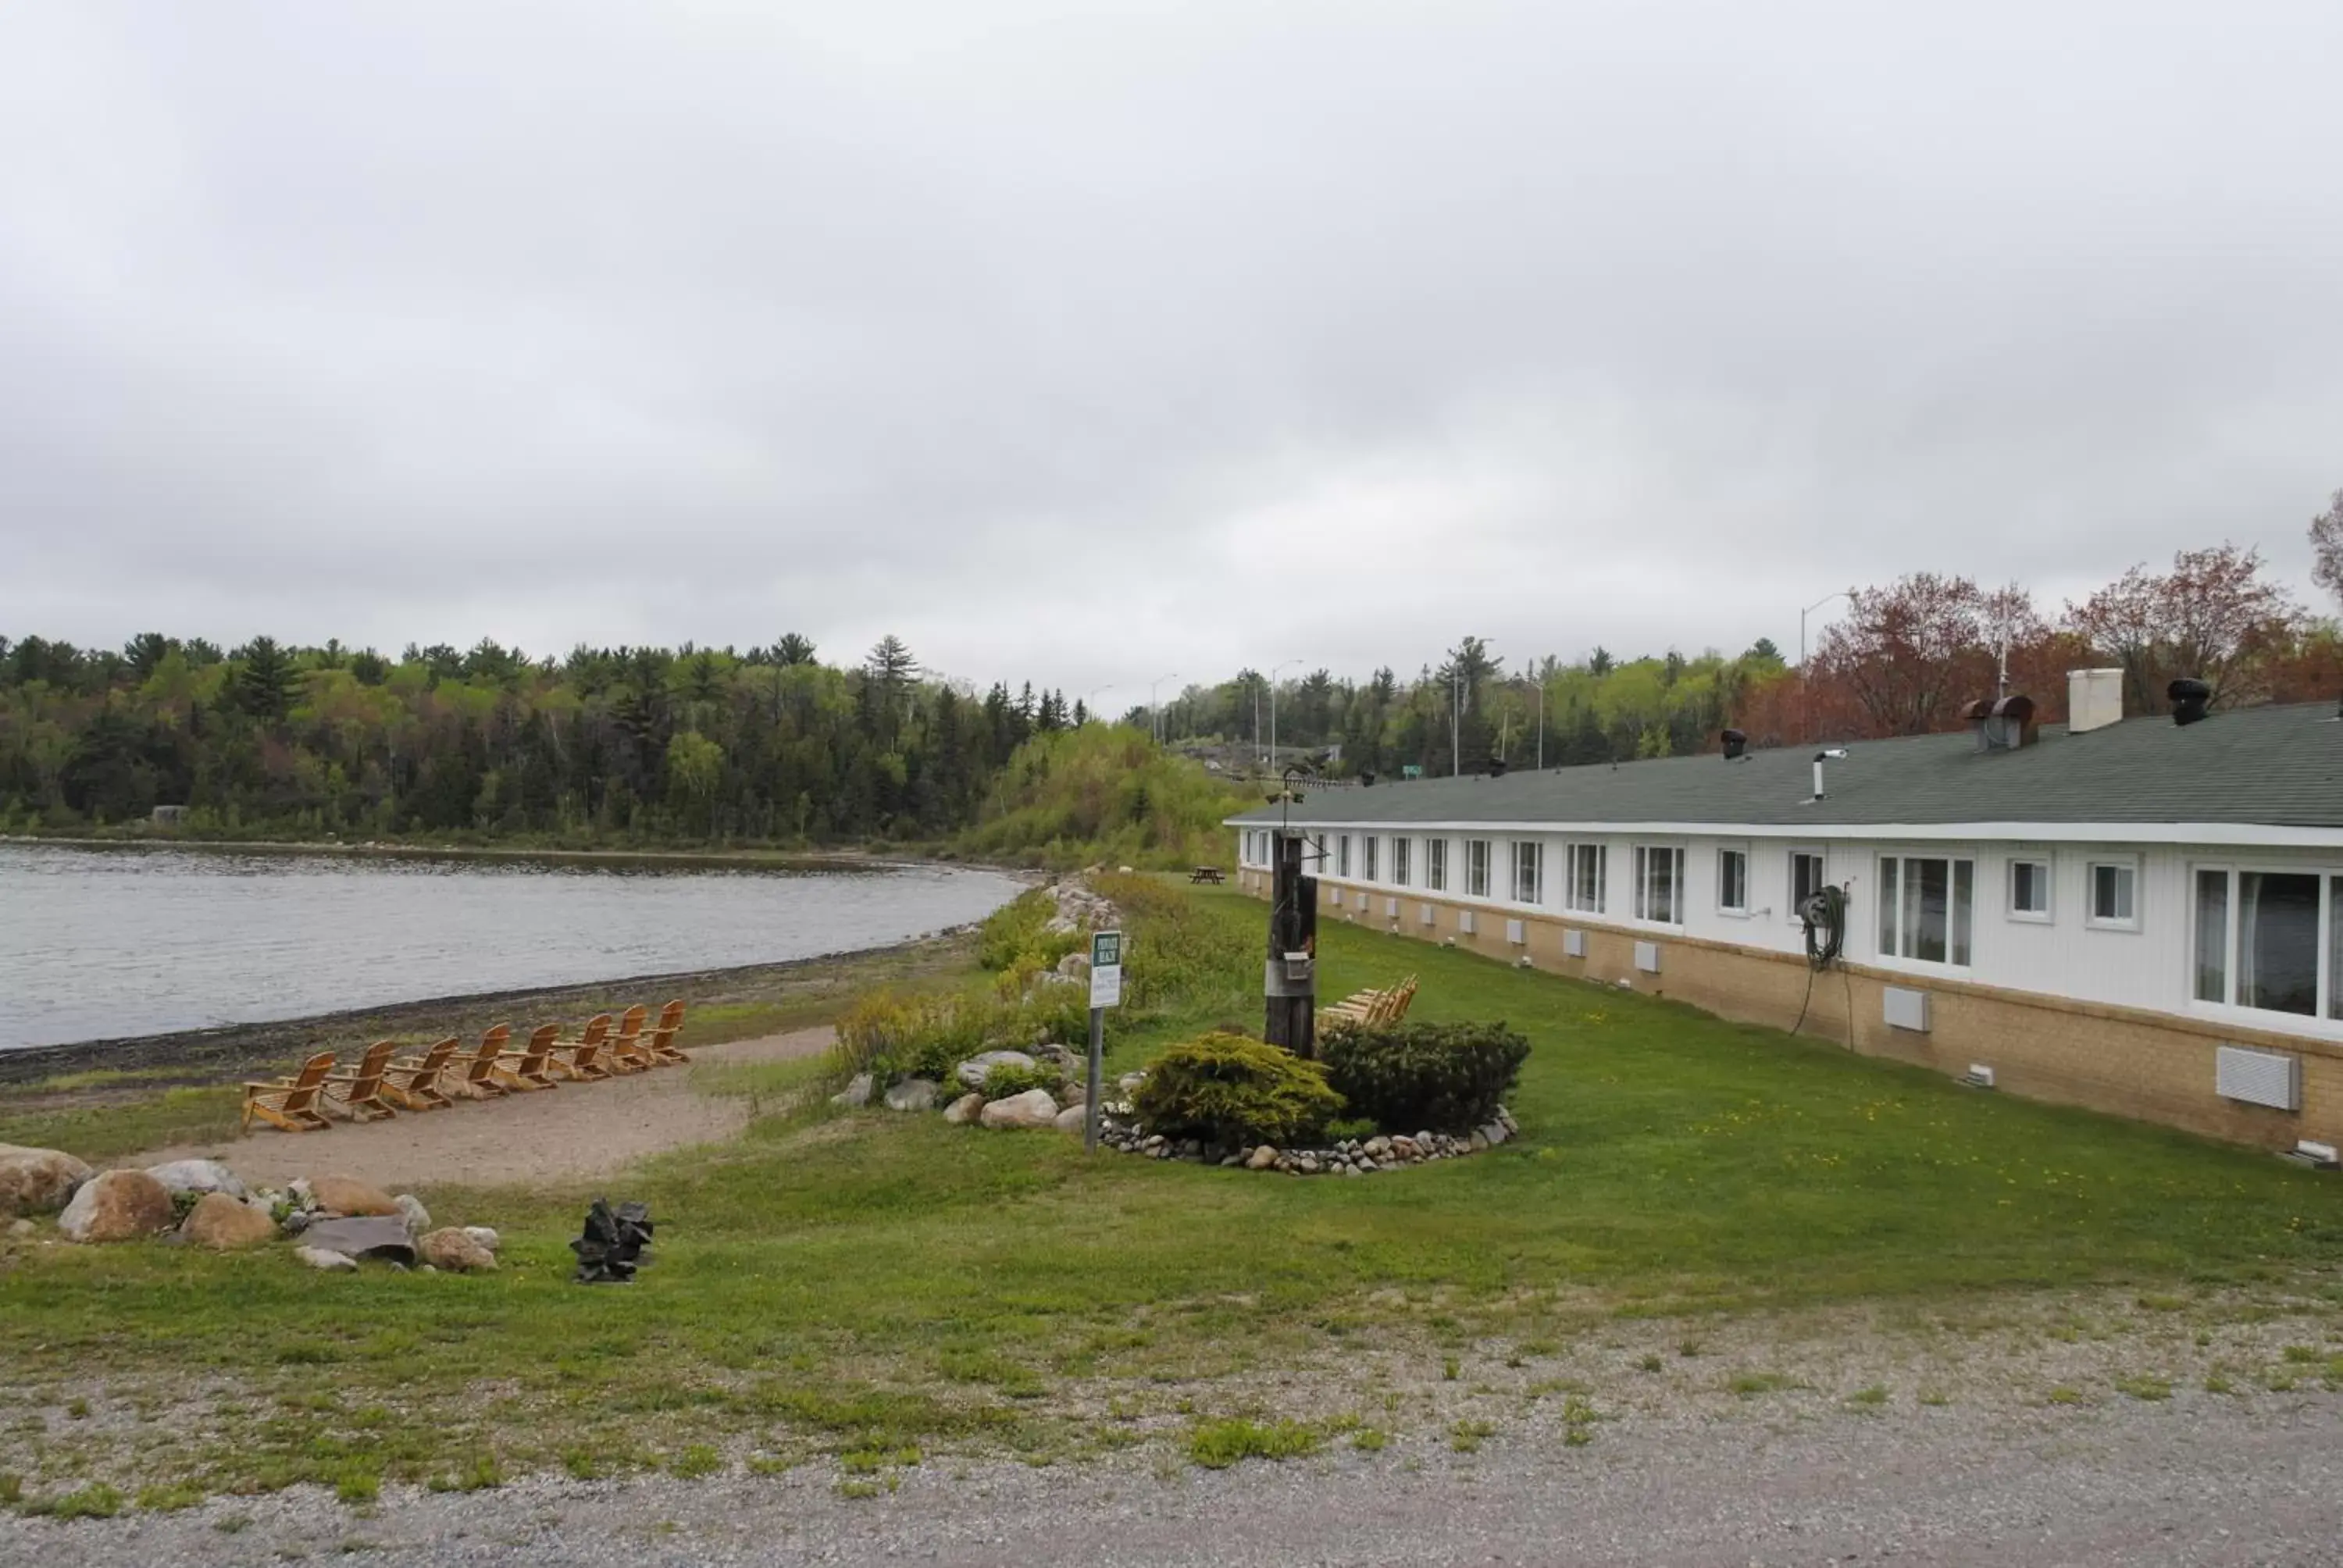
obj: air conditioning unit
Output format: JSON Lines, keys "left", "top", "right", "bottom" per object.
{"left": 1633, "top": 941, "right": 1660, "bottom": 974}
{"left": 1563, "top": 928, "right": 1586, "bottom": 959}
{"left": 1457, "top": 910, "right": 1477, "bottom": 935}
{"left": 1884, "top": 987, "right": 1931, "bottom": 1032}
{"left": 1506, "top": 918, "right": 1527, "bottom": 946}
{"left": 2216, "top": 1045, "right": 2301, "bottom": 1111}
{"left": 1419, "top": 903, "right": 1435, "bottom": 927}
{"left": 1385, "top": 897, "right": 1400, "bottom": 918}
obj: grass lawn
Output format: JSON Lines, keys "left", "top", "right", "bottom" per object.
{"left": 3, "top": 884, "right": 2341, "bottom": 1504}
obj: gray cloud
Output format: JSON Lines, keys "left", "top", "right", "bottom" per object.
{"left": 3, "top": 1, "right": 2338, "bottom": 695}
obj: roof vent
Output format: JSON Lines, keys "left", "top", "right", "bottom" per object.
{"left": 1810, "top": 747, "right": 1847, "bottom": 800}
{"left": 1487, "top": 757, "right": 1508, "bottom": 778}
{"left": 2168, "top": 678, "right": 2213, "bottom": 726}
{"left": 1961, "top": 693, "right": 2037, "bottom": 752}
{"left": 1721, "top": 728, "right": 1748, "bottom": 761}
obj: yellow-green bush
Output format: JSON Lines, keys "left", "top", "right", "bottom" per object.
{"left": 1131, "top": 1032, "right": 1343, "bottom": 1148}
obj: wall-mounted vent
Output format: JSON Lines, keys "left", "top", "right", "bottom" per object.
{"left": 1959, "top": 1064, "right": 1995, "bottom": 1089}
{"left": 2281, "top": 1140, "right": 2340, "bottom": 1171}
{"left": 1884, "top": 987, "right": 1932, "bottom": 1032}
{"left": 1634, "top": 941, "right": 1660, "bottom": 973}
{"left": 1458, "top": 910, "right": 1477, "bottom": 935}
{"left": 2216, "top": 1044, "right": 2300, "bottom": 1110}
{"left": 1506, "top": 918, "right": 1527, "bottom": 946}
{"left": 1563, "top": 928, "right": 1587, "bottom": 959}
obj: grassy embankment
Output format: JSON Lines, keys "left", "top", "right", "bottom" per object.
{"left": 3, "top": 881, "right": 2342, "bottom": 1510}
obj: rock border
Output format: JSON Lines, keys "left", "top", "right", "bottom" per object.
{"left": 1095, "top": 1105, "right": 1518, "bottom": 1174}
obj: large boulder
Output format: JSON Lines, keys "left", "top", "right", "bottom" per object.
{"left": 145, "top": 1159, "right": 247, "bottom": 1201}
{"left": 830, "top": 1073, "right": 873, "bottom": 1108}
{"left": 955, "top": 1050, "right": 1037, "bottom": 1091}
{"left": 57, "top": 1169, "right": 176, "bottom": 1242}
{"left": 1052, "top": 1105, "right": 1088, "bottom": 1134}
{"left": 979, "top": 1089, "right": 1060, "bottom": 1130}
{"left": 941, "top": 1092, "right": 986, "bottom": 1125}
{"left": 309, "top": 1176, "right": 400, "bottom": 1217}
{"left": 1054, "top": 951, "right": 1091, "bottom": 979}
{"left": 394, "top": 1194, "right": 433, "bottom": 1238}
{"left": 0, "top": 1145, "right": 91, "bottom": 1219}
{"left": 179, "top": 1192, "right": 278, "bottom": 1250}
{"left": 461, "top": 1226, "right": 501, "bottom": 1255}
{"left": 417, "top": 1227, "right": 497, "bottom": 1273}
{"left": 883, "top": 1078, "right": 939, "bottom": 1113}
{"left": 299, "top": 1215, "right": 416, "bottom": 1265}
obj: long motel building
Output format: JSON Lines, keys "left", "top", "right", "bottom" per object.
{"left": 1229, "top": 671, "right": 2343, "bottom": 1153}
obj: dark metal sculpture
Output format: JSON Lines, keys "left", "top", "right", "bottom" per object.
{"left": 570, "top": 1197, "right": 655, "bottom": 1284}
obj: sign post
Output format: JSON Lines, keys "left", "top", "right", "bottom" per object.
{"left": 1085, "top": 930, "right": 1123, "bottom": 1153}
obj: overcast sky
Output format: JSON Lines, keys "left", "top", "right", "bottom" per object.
{"left": 3, "top": 2, "right": 2339, "bottom": 699}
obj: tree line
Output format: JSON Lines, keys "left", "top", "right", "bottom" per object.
{"left": 0, "top": 631, "right": 1107, "bottom": 842}
{"left": 1147, "top": 498, "right": 2343, "bottom": 775}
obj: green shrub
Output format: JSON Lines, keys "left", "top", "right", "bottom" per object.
{"left": 975, "top": 890, "right": 1086, "bottom": 973}
{"left": 1318, "top": 1019, "right": 1530, "bottom": 1133}
{"left": 1132, "top": 1033, "right": 1343, "bottom": 1148}
{"left": 833, "top": 989, "right": 1085, "bottom": 1089}
{"left": 975, "top": 1062, "right": 1059, "bottom": 1098}
{"left": 1325, "top": 1116, "right": 1379, "bottom": 1143}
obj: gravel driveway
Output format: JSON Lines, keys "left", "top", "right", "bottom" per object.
{"left": 8, "top": 1390, "right": 2335, "bottom": 1566}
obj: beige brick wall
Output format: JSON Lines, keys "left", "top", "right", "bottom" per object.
{"left": 1234, "top": 869, "right": 2342, "bottom": 1152}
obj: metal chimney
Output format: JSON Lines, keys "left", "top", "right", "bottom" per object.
{"left": 2068, "top": 668, "right": 2124, "bottom": 734}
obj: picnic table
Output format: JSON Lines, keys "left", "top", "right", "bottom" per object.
{"left": 1189, "top": 866, "right": 1227, "bottom": 885}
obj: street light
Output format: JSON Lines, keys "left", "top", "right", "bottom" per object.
{"left": 1082, "top": 684, "right": 1114, "bottom": 727}
{"left": 1268, "top": 658, "right": 1303, "bottom": 768}
{"left": 1147, "top": 672, "right": 1179, "bottom": 744}
{"left": 1799, "top": 589, "right": 1854, "bottom": 742}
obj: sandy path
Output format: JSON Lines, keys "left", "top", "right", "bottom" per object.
{"left": 129, "top": 1028, "right": 834, "bottom": 1191}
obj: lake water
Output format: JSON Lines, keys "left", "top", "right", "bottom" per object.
{"left": 0, "top": 843, "right": 1023, "bottom": 1050}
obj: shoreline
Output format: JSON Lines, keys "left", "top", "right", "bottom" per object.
{"left": 0, "top": 930, "right": 979, "bottom": 1088}
{"left": 0, "top": 831, "right": 941, "bottom": 873}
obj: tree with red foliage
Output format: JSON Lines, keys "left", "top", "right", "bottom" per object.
{"left": 2063, "top": 543, "right": 2302, "bottom": 713}
{"left": 1806, "top": 573, "right": 2027, "bottom": 736}
{"left": 2313, "top": 490, "right": 2343, "bottom": 612}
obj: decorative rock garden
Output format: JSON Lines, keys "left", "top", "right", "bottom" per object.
{"left": 0, "top": 1148, "right": 503, "bottom": 1271}
{"left": 1095, "top": 1103, "right": 1518, "bottom": 1174}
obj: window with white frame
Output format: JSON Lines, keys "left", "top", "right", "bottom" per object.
{"left": 1567, "top": 843, "right": 1607, "bottom": 914}
{"left": 1427, "top": 838, "right": 1448, "bottom": 892}
{"left": 1337, "top": 835, "right": 1352, "bottom": 878}
{"left": 1393, "top": 837, "right": 1411, "bottom": 888}
{"left": 2009, "top": 857, "right": 2052, "bottom": 921}
{"left": 1878, "top": 854, "right": 1974, "bottom": 966}
{"left": 1511, "top": 841, "right": 1543, "bottom": 905}
{"left": 1465, "top": 839, "right": 1492, "bottom": 898}
{"left": 1363, "top": 835, "right": 1378, "bottom": 882}
{"left": 2193, "top": 866, "right": 2342, "bottom": 1019}
{"left": 1311, "top": 834, "right": 1328, "bottom": 871}
{"left": 1717, "top": 846, "right": 1749, "bottom": 914}
{"left": 1633, "top": 845, "right": 1683, "bottom": 925}
{"left": 2087, "top": 859, "right": 2138, "bottom": 929}
{"left": 1789, "top": 850, "right": 1828, "bottom": 920}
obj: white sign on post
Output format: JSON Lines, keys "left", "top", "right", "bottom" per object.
{"left": 1089, "top": 930, "right": 1123, "bottom": 1010}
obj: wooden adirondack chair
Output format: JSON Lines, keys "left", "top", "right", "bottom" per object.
{"left": 320, "top": 1039, "right": 401, "bottom": 1124}
{"left": 447, "top": 1025, "right": 513, "bottom": 1100}
{"left": 242, "top": 1052, "right": 337, "bottom": 1134}
{"left": 644, "top": 1000, "right": 689, "bottom": 1066}
{"left": 604, "top": 1005, "right": 653, "bottom": 1073}
{"left": 382, "top": 1036, "right": 460, "bottom": 1111}
{"left": 493, "top": 1023, "right": 562, "bottom": 1092}
{"left": 547, "top": 1014, "right": 613, "bottom": 1082}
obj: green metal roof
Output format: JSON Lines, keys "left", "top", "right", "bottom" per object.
{"left": 1228, "top": 700, "right": 2343, "bottom": 834}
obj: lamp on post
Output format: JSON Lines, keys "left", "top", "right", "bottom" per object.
{"left": 1268, "top": 659, "right": 1303, "bottom": 772}
{"left": 1082, "top": 683, "right": 1114, "bottom": 728}
{"left": 1147, "top": 672, "right": 1179, "bottom": 744}
{"left": 1799, "top": 590, "right": 1853, "bottom": 743}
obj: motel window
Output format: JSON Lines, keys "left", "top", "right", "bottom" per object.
{"left": 1717, "top": 847, "right": 1749, "bottom": 915}
{"left": 1567, "top": 843, "right": 1607, "bottom": 915}
{"left": 1789, "top": 850, "right": 1828, "bottom": 921}
{"left": 1878, "top": 855, "right": 1974, "bottom": 967}
{"left": 1633, "top": 846, "right": 1683, "bottom": 925}
{"left": 1465, "top": 839, "right": 1492, "bottom": 898}
{"left": 2009, "top": 858, "right": 2051, "bottom": 921}
{"left": 2193, "top": 867, "right": 2341, "bottom": 1019}
{"left": 1337, "top": 835, "right": 1352, "bottom": 878}
{"left": 1364, "top": 836, "right": 1379, "bottom": 882}
{"left": 1393, "top": 837, "right": 1411, "bottom": 888}
{"left": 1311, "top": 834, "right": 1328, "bottom": 871}
{"left": 1512, "top": 841, "right": 1543, "bottom": 905}
{"left": 1427, "top": 838, "right": 1448, "bottom": 892}
{"left": 2087, "top": 860, "right": 2138, "bottom": 929}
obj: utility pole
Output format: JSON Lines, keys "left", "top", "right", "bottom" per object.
{"left": 1799, "top": 589, "right": 1853, "bottom": 743}
{"left": 1267, "top": 659, "right": 1303, "bottom": 772}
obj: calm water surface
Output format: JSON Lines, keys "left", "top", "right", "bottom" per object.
{"left": 0, "top": 843, "right": 1022, "bottom": 1049}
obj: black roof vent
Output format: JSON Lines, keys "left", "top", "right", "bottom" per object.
{"left": 1721, "top": 728, "right": 1748, "bottom": 761}
{"left": 1962, "top": 693, "right": 2038, "bottom": 751}
{"left": 1487, "top": 757, "right": 1508, "bottom": 778}
{"left": 2169, "top": 678, "right": 2213, "bottom": 726}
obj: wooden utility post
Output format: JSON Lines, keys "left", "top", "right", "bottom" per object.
{"left": 1263, "top": 829, "right": 1318, "bottom": 1057}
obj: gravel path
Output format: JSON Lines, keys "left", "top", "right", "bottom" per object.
{"left": 7, "top": 1392, "right": 2337, "bottom": 1566}
{"left": 125, "top": 1028, "right": 833, "bottom": 1189}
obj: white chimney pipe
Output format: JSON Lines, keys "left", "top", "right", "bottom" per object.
{"left": 1812, "top": 747, "right": 1846, "bottom": 799}
{"left": 2068, "top": 668, "right": 2124, "bottom": 734}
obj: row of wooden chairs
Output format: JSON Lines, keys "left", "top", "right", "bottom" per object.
{"left": 241, "top": 1001, "right": 690, "bottom": 1135}
{"left": 1316, "top": 975, "right": 1419, "bottom": 1032}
